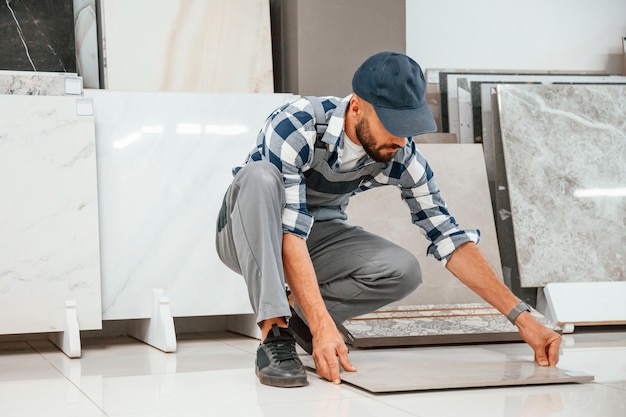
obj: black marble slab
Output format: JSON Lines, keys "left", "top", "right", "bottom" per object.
{"left": 0, "top": 0, "right": 76, "bottom": 72}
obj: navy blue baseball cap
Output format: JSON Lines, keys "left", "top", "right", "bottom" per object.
{"left": 352, "top": 51, "right": 436, "bottom": 137}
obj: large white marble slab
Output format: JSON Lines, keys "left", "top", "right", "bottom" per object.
{"left": 85, "top": 90, "right": 295, "bottom": 319}
{"left": 99, "top": 0, "right": 273, "bottom": 93}
{"left": 497, "top": 84, "right": 626, "bottom": 287}
{"left": 0, "top": 95, "right": 101, "bottom": 334}
{"left": 346, "top": 144, "right": 502, "bottom": 306}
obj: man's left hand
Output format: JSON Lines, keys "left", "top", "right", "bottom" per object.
{"left": 515, "top": 312, "right": 562, "bottom": 366}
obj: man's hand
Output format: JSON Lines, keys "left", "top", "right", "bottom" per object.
{"left": 515, "top": 312, "right": 561, "bottom": 366}
{"left": 311, "top": 318, "right": 357, "bottom": 384}
{"left": 281, "top": 233, "right": 357, "bottom": 383}
{"left": 445, "top": 243, "right": 563, "bottom": 366}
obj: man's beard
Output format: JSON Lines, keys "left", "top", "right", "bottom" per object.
{"left": 355, "top": 118, "right": 401, "bottom": 163}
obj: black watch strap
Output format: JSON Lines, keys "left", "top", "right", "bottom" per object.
{"left": 507, "top": 301, "right": 531, "bottom": 324}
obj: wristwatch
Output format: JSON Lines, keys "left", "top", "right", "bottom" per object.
{"left": 507, "top": 301, "right": 531, "bottom": 324}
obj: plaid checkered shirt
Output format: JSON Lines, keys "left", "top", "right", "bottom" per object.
{"left": 234, "top": 95, "right": 480, "bottom": 264}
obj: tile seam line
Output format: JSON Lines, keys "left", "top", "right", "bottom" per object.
{"left": 27, "top": 340, "right": 111, "bottom": 416}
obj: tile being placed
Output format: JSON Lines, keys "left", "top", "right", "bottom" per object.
{"left": 340, "top": 303, "right": 558, "bottom": 348}
{"left": 497, "top": 84, "right": 626, "bottom": 287}
{"left": 547, "top": 347, "right": 626, "bottom": 384}
{"left": 0, "top": 69, "right": 83, "bottom": 95}
{"left": 85, "top": 90, "right": 295, "bottom": 319}
{"left": 302, "top": 345, "right": 593, "bottom": 393}
{"left": 99, "top": 0, "right": 273, "bottom": 92}
{"left": 346, "top": 144, "right": 502, "bottom": 306}
{"left": 0, "top": 95, "right": 102, "bottom": 335}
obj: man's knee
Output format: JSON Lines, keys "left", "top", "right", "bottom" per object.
{"left": 390, "top": 250, "right": 422, "bottom": 299}
{"left": 236, "top": 160, "right": 282, "bottom": 190}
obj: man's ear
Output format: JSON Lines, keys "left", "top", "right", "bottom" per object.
{"left": 348, "top": 95, "right": 365, "bottom": 120}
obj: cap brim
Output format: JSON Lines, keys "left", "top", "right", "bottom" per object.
{"left": 374, "top": 103, "right": 437, "bottom": 138}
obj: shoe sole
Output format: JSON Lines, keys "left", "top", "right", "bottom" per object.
{"left": 255, "top": 368, "right": 308, "bottom": 388}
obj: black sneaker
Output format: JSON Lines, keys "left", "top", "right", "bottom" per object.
{"left": 288, "top": 308, "right": 313, "bottom": 355}
{"left": 255, "top": 324, "right": 307, "bottom": 387}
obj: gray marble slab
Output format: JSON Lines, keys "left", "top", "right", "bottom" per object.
{"left": 302, "top": 345, "right": 593, "bottom": 392}
{"left": 476, "top": 80, "right": 625, "bottom": 199}
{"left": 340, "top": 303, "right": 558, "bottom": 348}
{"left": 489, "top": 87, "right": 535, "bottom": 304}
{"left": 346, "top": 144, "right": 502, "bottom": 306}
{"left": 447, "top": 74, "right": 626, "bottom": 141}
{"left": 497, "top": 84, "right": 626, "bottom": 287}
{"left": 465, "top": 77, "right": 626, "bottom": 144}
{"left": 429, "top": 69, "right": 611, "bottom": 134}
{"left": 479, "top": 83, "right": 527, "bottom": 214}
{"left": 0, "top": 95, "right": 101, "bottom": 334}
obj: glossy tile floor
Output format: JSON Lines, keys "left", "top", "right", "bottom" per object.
{"left": 1, "top": 328, "right": 625, "bottom": 417}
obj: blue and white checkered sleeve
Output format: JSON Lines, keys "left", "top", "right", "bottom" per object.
{"left": 392, "top": 147, "right": 480, "bottom": 265}
{"left": 256, "top": 98, "right": 317, "bottom": 238}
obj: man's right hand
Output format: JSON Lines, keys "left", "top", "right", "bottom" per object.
{"left": 282, "top": 233, "right": 356, "bottom": 383}
{"left": 311, "top": 319, "right": 357, "bottom": 384}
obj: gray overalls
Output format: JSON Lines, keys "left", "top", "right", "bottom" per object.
{"left": 216, "top": 108, "right": 422, "bottom": 326}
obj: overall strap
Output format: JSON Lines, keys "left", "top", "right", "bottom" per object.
{"left": 305, "top": 96, "right": 328, "bottom": 145}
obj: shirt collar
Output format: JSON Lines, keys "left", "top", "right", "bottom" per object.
{"left": 320, "top": 94, "right": 352, "bottom": 148}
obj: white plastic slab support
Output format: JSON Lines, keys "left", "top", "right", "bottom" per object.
{"left": 128, "top": 289, "right": 177, "bottom": 352}
{"left": 536, "top": 282, "right": 626, "bottom": 333}
{"left": 49, "top": 300, "right": 82, "bottom": 358}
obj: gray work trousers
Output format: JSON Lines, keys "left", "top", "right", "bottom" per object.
{"left": 215, "top": 161, "right": 422, "bottom": 325}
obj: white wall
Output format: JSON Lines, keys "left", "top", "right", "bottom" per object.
{"left": 406, "top": 0, "right": 626, "bottom": 74}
